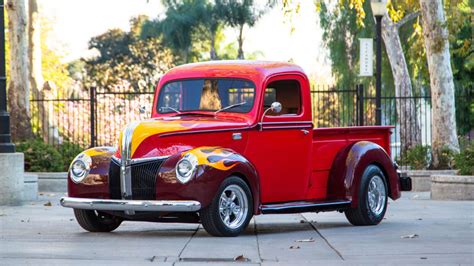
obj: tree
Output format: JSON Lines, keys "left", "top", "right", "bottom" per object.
{"left": 448, "top": 1, "right": 473, "bottom": 136}
{"left": 201, "top": 1, "right": 226, "bottom": 60}
{"left": 28, "top": 0, "right": 59, "bottom": 144}
{"left": 419, "top": 0, "right": 459, "bottom": 167}
{"left": 142, "top": 0, "right": 205, "bottom": 63}
{"left": 217, "top": 0, "right": 272, "bottom": 59}
{"left": 6, "top": 0, "right": 33, "bottom": 141}
{"left": 85, "top": 18, "right": 175, "bottom": 91}
{"left": 381, "top": 11, "right": 422, "bottom": 152}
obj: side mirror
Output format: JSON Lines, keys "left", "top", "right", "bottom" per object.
{"left": 260, "top": 102, "right": 282, "bottom": 131}
{"left": 270, "top": 102, "right": 282, "bottom": 113}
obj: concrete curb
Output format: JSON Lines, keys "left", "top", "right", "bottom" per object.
{"left": 431, "top": 174, "right": 474, "bottom": 200}
{"left": 404, "top": 170, "right": 458, "bottom": 191}
{"left": 30, "top": 172, "right": 68, "bottom": 192}
{"left": 23, "top": 173, "right": 38, "bottom": 201}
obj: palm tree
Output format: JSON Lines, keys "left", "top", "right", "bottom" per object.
{"left": 216, "top": 0, "right": 274, "bottom": 59}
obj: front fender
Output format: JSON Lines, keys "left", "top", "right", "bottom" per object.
{"left": 67, "top": 146, "right": 116, "bottom": 198}
{"left": 156, "top": 147, "right": 260, "bottom": 214}
{"left": 327, "top": 141, "right": 400, "bottom": 207}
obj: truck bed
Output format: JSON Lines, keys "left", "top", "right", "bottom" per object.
{"left": 307, "top": 126, "right": 393, "bottom": 199}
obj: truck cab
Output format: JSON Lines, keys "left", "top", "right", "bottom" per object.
{"left": 61, "top": 61, "right": 411, "bottom": 236}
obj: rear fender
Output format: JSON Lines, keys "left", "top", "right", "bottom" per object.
{"left": 327, "top": 141, "right": 400, "bottom": 207}
{"left": 157, "top": 147, "right": 260, "bottom": 214}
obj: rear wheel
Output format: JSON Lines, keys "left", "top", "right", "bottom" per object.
{"left": 73, "top": 209, "right": 122, "bottom": 232}
{"left": 200, "top": 176, "right": 253, "bottom": 237}
{"left": 345, "top": 165, "right": 388, "bottom": 226}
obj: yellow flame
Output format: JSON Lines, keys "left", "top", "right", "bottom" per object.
{"left": 186, "top": 147, "right": 238, "bottom": 171}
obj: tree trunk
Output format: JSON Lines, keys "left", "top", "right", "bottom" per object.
{"left": 6, "top": 0, "right": 32, "bottom": 141}
{"left": 419, "top": 0, "right": 459, "bottom": 168}
{"left": 381, "top": 15, "right": 421, "bottom": 156}
{"left": 27, "top": 0, "right": 46, "bottom": 143}
{"left": 210, "top": 31, "right": 218, "bottom": 60}
{"left": 237, "top": 24, "right": 244, "bottom": 60}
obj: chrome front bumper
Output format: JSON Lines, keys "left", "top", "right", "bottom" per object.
{"left": 60, "top": 197, "right": 201, "bottom": 212}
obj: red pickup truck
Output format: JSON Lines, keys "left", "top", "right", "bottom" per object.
{"left": 61, "top": 61, "right": 411, "bottom": 237}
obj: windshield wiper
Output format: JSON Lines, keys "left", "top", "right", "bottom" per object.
{"left": 214, "top": 102, "right": 247, "bottom": 115}
{"left": 160, "top": 106, "right": 181, "bottom": 114}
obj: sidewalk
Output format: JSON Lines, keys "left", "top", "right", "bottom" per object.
{"left": 1, "top": 192, "right": 473, "bottom": 265}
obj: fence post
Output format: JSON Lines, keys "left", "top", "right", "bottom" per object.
{"left": 90, "top": 87, "right": 96, "bottom": 148}
{"left": 357, "top": 84, "right": 364, "bottom": 126}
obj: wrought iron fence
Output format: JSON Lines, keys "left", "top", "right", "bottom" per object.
{"left": 30, "top": 83, "right": 472, "bottom": 165}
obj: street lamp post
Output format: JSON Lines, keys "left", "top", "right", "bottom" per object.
{"left": 0, "top": 0, "right": 15, "bottom": 153}
{"left": 370, "top": 0, "right": 387, "bottom": 126}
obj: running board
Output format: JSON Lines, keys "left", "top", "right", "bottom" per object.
{"left": 260, "top": 200, "right": 351, "bottom": 214}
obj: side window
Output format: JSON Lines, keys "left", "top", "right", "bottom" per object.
{"left": 264, "top": 80, "right": 301, "bottom": 116}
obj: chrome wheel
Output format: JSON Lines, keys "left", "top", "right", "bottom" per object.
{"left": 367, "top": 175, "right": 386, "bottom": 216}
{"left": 218, "top": 184, "right": 248, "bottom": 229}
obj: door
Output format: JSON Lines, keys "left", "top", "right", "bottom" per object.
{"left": 246, "top": 75, "right": 313, "bottom": 203}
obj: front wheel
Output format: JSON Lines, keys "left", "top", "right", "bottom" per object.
{"left": 345, "top": 165, "right": 388, "bottom": 226}
{"left": 73, "top": 209, "right": 122, "bottom": 232}
{"left": 200, "top": 176, "right": 253, "bottom": 237}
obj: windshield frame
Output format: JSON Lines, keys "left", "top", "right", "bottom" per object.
{"left": 156, "top": 77, "right": 257, "bottom": 115}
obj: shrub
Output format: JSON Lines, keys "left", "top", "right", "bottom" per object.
{"left": 454, "top": 141, "right": 474, "bottom": 175}
{"left": 436, "top": 145, "right": 456, "bottom": 169}
{"left": 57, "top": 141, "right": 84, "bottom": 171}
{"left": 16, "top": 139, "right": 63, "bottom": 172}
{"left": 398, "top": 145, "right": 430, "bottom": 170}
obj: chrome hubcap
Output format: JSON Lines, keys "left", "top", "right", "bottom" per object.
{"left": 219, "top": 185, "right": 248, "bottom": 229}
{"left": 367, "top": 175, "right": 386, "bottom": 216}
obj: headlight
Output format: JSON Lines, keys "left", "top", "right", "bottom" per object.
{"left": 69, "top": 153, "right": 92, "bottom": 183}
{"left": 176, "top": 153, "right": 198, "bottom": 184}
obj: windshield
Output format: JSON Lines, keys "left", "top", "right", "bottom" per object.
{"left": 157, "top": 78, "right": 256, "bottom": 114}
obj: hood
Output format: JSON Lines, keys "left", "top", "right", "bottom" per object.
{"left": 118, "top": 116, "right": 250, "bottom": 158}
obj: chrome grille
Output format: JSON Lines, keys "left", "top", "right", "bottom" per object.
{"left": 109, "top": 158, "right": 163, "bottom": 200}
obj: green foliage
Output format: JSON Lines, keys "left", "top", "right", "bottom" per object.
{"left": 141, "top": 0, "right": 272, "bottom": 62}
{"left": 450, "top": 2, "right": 473, "bottom": 135}
{"left": 84, "top": 17, "right": 175, "bottom": 91}
{"left": 436, "top": 146, "right": 456, "bottom": 169}
{"left": 56, "top": 141, "right": 84, "bottom": 171}
{"left": 216, "top": 0, "right": 265, "bottom": 29}
{"left": 318, "top": 1, "right": 377, "bottom": 89}
{"left": 16, "top": 139, "right": 64, "bottom": 172}
{"left": 40, "top": 18, "right": 73, "bottom": 91}
{"left": 141, "top": 1, "right": 206, "bottom": 63}
{"left": 398, "top": 145, "right": 430, "bottom": 170}
{"left": 5, "top": 11, "right": 72, "bottom": 91}
{"left": 454, "top": 139, "right": 474, "bottom": 175}
{"left": 16, "top": 139, "right": 85, "bottom": 172}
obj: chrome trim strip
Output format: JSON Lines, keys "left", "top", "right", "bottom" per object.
{"left": 60, "top": 197, "right": 201, "bottom": 212}
{"left": 261, "top": 200, "right": 351, "bottom": 212}
{"left": 112, "top": 155, "right": 170, "bottom": 165}
{"left": 120, "top": 121, "right": 139, "bottom": 202}
{"left": 260, "top": 121, "right": 313, "bottom": 125}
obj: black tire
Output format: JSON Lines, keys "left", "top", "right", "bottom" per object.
{"left": 345, "top": 165, "right": 388, "bottom": 226}
{"left": 200, "top": 176, "right": 253, "bottom": 237}
{"left": 73, "top": 209, "right": 122, "bottom": 232}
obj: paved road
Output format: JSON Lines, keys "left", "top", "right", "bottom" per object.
{"left": 1, "top": 192, "right": 473, "bottom": 265}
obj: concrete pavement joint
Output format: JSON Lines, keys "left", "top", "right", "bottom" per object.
{"left": 301, "top": 214, "right": 345, "bottom": 261}
{"left": 253, "top": 219, "right": 264, "bottom": 263}
{"left": 174, "top": 225, "right": 199, "bottom": 265}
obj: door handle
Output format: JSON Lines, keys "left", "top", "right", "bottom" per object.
{"left": 301, "top": 129, "right": 309, "bottom": 135}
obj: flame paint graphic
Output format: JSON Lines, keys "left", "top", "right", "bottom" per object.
{"left": 185, "top": 147, "right": 238, "bottom": 171}
{"left": 83, "top": 147, "right": 116, "bottom": 158}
